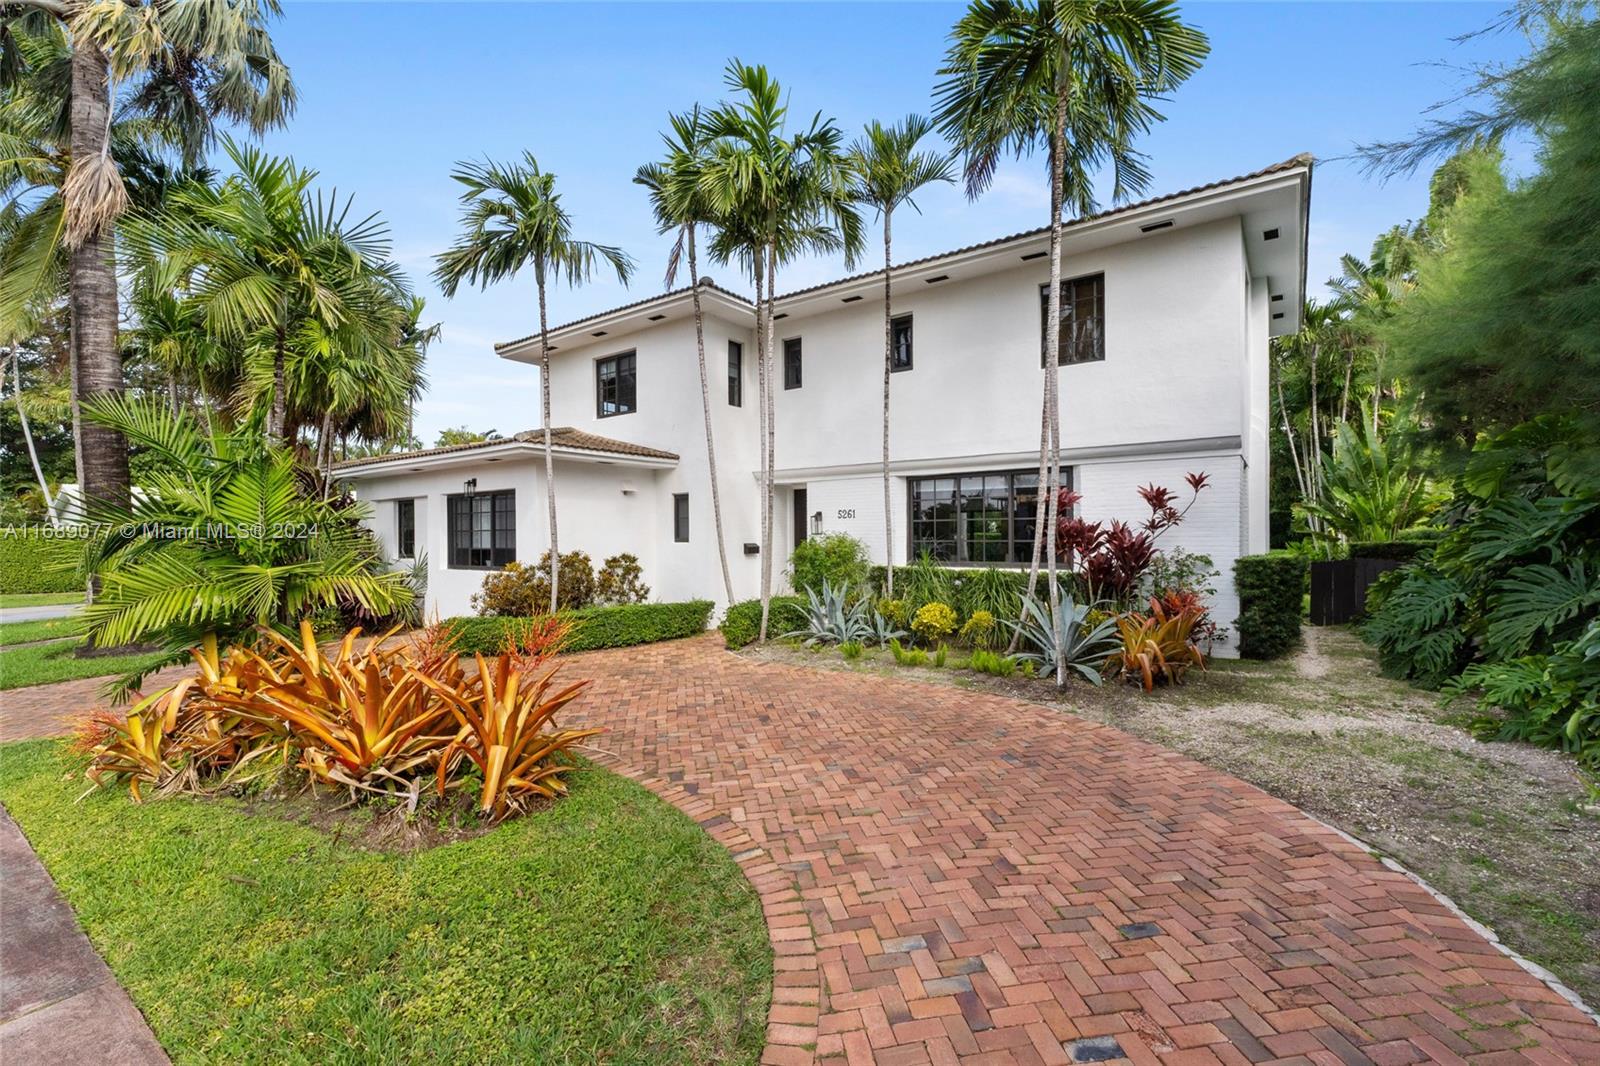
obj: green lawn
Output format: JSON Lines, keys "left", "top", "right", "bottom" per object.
{"left": 0, "top": 741, "right": 772, "bottom": 1065}
{"left": 0, "top": 639, "right": 166, "bottom": 691}
{"left": 0, "top": 591, "right": 82, "bottom": 609}
{"left": 0, "top": 616, "right": 82, "bottom": 646}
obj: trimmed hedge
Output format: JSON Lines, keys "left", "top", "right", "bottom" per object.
{"left": 720, "top": 596, "right": 807, "bottom": 649}
{"left": 1349, "top": 530, "right": 1446, "bottom": 562}
{"left": 446, "top": 601, "right": 713, "bottom": 655}
{"left": 0, "top": 530, "right": 82, "bottom": 594}
{"left": 1234, "top": 552, "right": 1307, "bottom": 660}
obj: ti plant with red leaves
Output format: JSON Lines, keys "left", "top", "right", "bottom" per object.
{"left": 1054, "top": 473, "right": 1210, "bottom": 606}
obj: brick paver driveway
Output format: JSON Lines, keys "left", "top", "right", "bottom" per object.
{"left": 559, "top": 637, "right": 1598, "bottom": 1066}
{"left": 4, "top": 634, "right": 1597, "bottom": 1065}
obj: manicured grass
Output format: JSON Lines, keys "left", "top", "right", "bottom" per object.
{"left": 0, "top": 616, "right": 83, "bottom": 646}
{"left": 0, "top": 591, "right": 82, "bottom": 609}
{"left": 0, "top": 639, "right": 174, "bottom": 691}
{"left": 0, "top": 741, "right": 772, "bottom": 1065}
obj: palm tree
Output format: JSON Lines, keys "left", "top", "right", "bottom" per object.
{"left": 934, "top": 0, "right": 1209, "bottom": 684}
{"left": 1, "top": 0, "right": 294, "bottom": 515}
{"left": 849, "top": 116, "right": 955, "bottom": 596}
{"left": 701, "top": 60, "right": 862, "bottom": 640}
{"left": 636, "top": 106, "right": 737, "bottom": 606}
{"left": 433, "top": 154, "right": 633, "bottom": 612}
{"left": 1330, "top": 251, "right": 1409, "bottom": 433}
{"left": 122, "top": 139, "right": 401, "bottom": 445}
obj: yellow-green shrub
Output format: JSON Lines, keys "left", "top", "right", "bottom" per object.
{"left": 910, "top": 602, "right": 957, "bottom": 645}
{"left": 959, "top": 609, "right": 997, "bottom": 648}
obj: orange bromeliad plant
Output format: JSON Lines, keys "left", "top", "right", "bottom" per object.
{"left": 1104, "top": 603, "right": 1207, "bottom": 692}
{"left": 413, "top": 652, "right": 600, "bottom": 822}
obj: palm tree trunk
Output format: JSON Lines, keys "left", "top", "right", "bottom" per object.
{"left": 1274, "top": 360, "right": 1309, "bottom": 504}
{"left": 67, "top": 37, "right": 130, "bottom": 528}
{"left": 757, "top": 241, "right": 778, "bottom": 641}
{"left": 1338, "top": 345, "right": 1355, "bottom": 428}
{"left": 537, "top": 267, "right": 558, "bottom": 613}
{"left": 6, "top": 350, "right": 57, "bottom": 525}
{"left": 318, "top": 411, "right": 335, "bottom": 498}
{"left": 1371, "top": 345, "right": 1384, "bottom": 437}
{"left": 687, "top": 225, "right": 735, "bottom": 606}
{"left": 1043, "top": 76, "right": 1068, "bottom": 688}
{"left": 881, "top": 207, "right": 895, "bottom": 597}
{"left": 752, "top": 251, "right": 767, "bottom": 632}
{"left": 1006, "top": 395, "right": 1052, "bottom": 655}
{"left": 268, "top": 323, "right": 287, "bottom": 442}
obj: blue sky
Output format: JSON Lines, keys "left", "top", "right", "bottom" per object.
{"left": 258, "top": 1, "right": 1527, "bottom": 443}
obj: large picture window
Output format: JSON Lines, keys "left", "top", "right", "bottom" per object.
{"left": 1039, "top": 273, "right": 1105, "bottom": 365}
{"left": 447, "top": 490, "right": 515, "bottom": 569}
{"left": 908, "top": 469, "right": 1070, "bottom": 565}
{"left": 596, "top": 351, "right": 637, "bottom": 417}
{"left": 395, "top": 498, "right": 415, "bottom": 559}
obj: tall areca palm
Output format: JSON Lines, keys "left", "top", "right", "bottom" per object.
{"left": 934, "top": 0, "right": 1209, "bottom": 684}
{"left": 700, "top": 60, "right": 862, "bottom": 640}
{"left": 122, "top": 138, "right": 401, "bottom": 445}
{"left": 1, "top": 0, "right": 294, "bottom": 516}
{"left": 434, "top": 154, "right": 634, "bottom": 612}
{"left": 636, "top": 106, "right": 736, "bottom": 606}
{"left": 849, "top": 116, "right": 955, "bottom": 596}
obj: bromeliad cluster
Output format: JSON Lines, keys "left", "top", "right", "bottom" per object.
{"left": 75, "top": 620, "right": 599, "bottom": 822}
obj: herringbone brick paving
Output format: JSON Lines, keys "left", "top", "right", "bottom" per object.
{"left": 3, "top": 634, "right": 1597, "bottom": 1065}
{"left": 554, "top": 637, "right": 1599, "bottom": 1066}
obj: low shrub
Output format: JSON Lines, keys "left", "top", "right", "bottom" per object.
{"left": 876, "top": 598, "right": 909, "bottom": 628}
{"left": 449, "top": 601, "right": 713, "bottom": 655}
{"left": 959, "top": 609, "right": 998, "bottom": 649}
{"left": 474, "top": 551, "right": 599, "bottom": 616}
{"left": 721, "top": 596, "right": 808, "bottom": 649}
{"left": 967, "top": 648, "right": 1015, "bottom": 677}
{"left": 839, "top": 641, "right": 864, "bottom": 660}
{"left": 955, "top": 567, "right": 1021, "bottom": 623}
{"left": 0, "top": 530, "right": 81, "bottom": 594}
{"left": 787, "top": 581, "right": 872, "bottom": 646}
{"left": 789, "top": 533, "right": 870, "bottom": 596}
{"left": 933, "top": 644, "right": 947, "bottom": 668}
{"left": 596, "top": 553, "right": 651, "bottom": 605}
{"left": 1104, "top": 606, "right": 1207, "bottom": 691}
{"left": 1443, "top": 620, "right": 1600, "bottom": 770}
{"left": 910, "top": 602, "right": 957, "bottom": 645}
{"left": 899, "top": 552, "right": 956, "bottom": 617}
{"left": 889, "top": 638, "right": 927, "bottom": 667}
{"left": 1348, "top": 539, "right": 1436, "bottom": 562}
{"left": 1233, "top": 552, "right": 1307, "bottom": 660}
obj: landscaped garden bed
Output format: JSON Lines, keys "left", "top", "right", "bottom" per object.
{"left": 0, "top": 739, "right": 772, "bottom": 1064}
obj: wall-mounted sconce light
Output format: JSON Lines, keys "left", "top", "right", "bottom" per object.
{"left": 463, "top": 477, "right": 477, "bottom": 497}
{"left": 743, "top": 542, "right": 760, "bottom": 555}
{"left": 811, "top": 511, "right": 823, "bottom": 536}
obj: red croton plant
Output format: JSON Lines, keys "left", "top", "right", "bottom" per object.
{"left": 1055, "top": 472, "right": 1210, "bottom": 605}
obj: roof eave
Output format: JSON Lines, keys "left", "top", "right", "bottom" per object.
{"left": 334, "top": 441, "right": 677, "bottom": 479}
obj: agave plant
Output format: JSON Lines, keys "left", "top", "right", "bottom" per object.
{"left": 867, "top": 608, "right": 908, "bottom": 647}
{"left": 1009, "top": 594, "right": 1119, "bottom": 684}
{"left": 785, "top": 580, "right": 874, "bottom": 646}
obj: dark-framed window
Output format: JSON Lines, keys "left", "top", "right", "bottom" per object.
{"left": 673, "top": 493, "right": 690, "bottom": 542}
{"left": 907, "top": 468, "right": 1072, "bottom": 566}
{"left": 1039, "top": 273, "right": 1105, "bottom": 365}
{"left": 783, "top": 337, "right": 802, "bottom": 389}
{"left": 891, "top": 315, "right": 913, "bottom": 372}
{"left": 596, "top": 351, "right": 637, "bottom": 417}
{"left": 395, "top": 498, "right": 415, "bottom": 559}
{"left": 447, "top": 490, "right": 515, "bottom": 569}
{"left": 728, "top": 341, "right": 743, "bottom": 407}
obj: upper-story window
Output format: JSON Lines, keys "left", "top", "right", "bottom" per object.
{"left": 596, "top": 351, "right": 637, "bottom": 417}
{"left": 447, "top": 490, "right": 515, "bottom": 569}
{"left": 728, "top": 341, "right": 743, "bottom": 407}
{"left": 783, "top": 337, "right": 802, "bottom": 389}
{"left": 1039, "top": 273, "right": 1105, "bottom": 365}
{"left": 891, "top": 315, "right": 913, "bottom": 372}
{"left": 395, "top": 498, "right": 415, "bottom": 559}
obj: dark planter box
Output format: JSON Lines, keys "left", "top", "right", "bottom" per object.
{"left": 1310, "top": 557, "right": 1405, "bottom": 625}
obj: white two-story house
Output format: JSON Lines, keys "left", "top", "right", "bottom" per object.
{"left": 335, "top": 155, "right": 1312, "bottom": 655}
